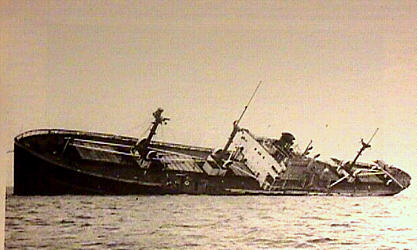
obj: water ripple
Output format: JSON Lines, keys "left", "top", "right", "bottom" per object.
{"left": 5, "top": 195, "right": 417, "bottom": 249}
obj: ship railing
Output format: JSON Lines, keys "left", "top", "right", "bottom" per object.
{"left": 14, "top": 128, "right": 215, "bottom": 153}
{"left": 151, "top": 140, "right": 213, "bottom": 153}
{"left": 14, "top": 128, "right": 138, "bottom": 143}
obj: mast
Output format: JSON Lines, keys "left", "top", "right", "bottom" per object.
{"left": 222, "top": 81, "right": 262, "bottom": 153}
{"left": 135, "top": 108, "right": 169, "bottom": 156}
{"left": 351, "top": 128, "right": 379, "bottom": 166}
{"left": 344, "top": 128, "right": 379, "bottom": 175}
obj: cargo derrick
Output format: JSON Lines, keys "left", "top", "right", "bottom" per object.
{"left": 13, "top": 81, "right": 411, "bottom": 195}
{"left": 132, "top": 108, "right": 169, "bottom": 158}
{"left": 201, "top": 81, "right": 410, "bottom": 194}
{"left": 328, "top": 129, "right": 378, "bottom": 189}
{"left": 202, "top": 81, "right": 267, "bottom": 181}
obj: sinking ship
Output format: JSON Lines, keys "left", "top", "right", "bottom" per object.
{"left": 13, "top": 85, "right": 411, "bottom": 196}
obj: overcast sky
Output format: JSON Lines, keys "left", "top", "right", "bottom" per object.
{"left": 1, "top": 1, "right": 416, "bottom": 192}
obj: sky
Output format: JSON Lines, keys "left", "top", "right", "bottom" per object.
{"left": 1, "top": 1, "right": 416, "bottom": 195}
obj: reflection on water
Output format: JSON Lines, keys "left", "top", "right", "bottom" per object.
{"left": 6, "top": 194, "right": 417, "bottom": 249}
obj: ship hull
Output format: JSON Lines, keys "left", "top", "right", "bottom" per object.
{"left": 14, "top": 142, "right": 166, "bottom": 195}
{"left": 13, "top": 129, "right": 409, "bottom": 196}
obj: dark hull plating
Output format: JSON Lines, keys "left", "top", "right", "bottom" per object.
{"left": 13, "top": 129, "right": 409, "bottom": 196}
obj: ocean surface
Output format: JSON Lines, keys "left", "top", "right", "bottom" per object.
{"left": 5, "top": 194, "right": 417, "bottom": 249}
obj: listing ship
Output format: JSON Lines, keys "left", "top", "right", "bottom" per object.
{"left": 14, "top": 105, "right": 411, "bottom": 196}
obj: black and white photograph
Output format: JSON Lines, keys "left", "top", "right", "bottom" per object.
{"left": 1, "top": 1, "right": 416, "bottom": 249}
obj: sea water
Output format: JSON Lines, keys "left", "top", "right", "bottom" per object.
{"left": 5, "top": 193, "right": 417, "bottom": 249}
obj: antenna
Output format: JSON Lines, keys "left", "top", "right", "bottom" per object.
{"left": 235, "top": 81, "right": 262, "bottom": 126}
{"left": 222, "top": 81, "right": 263, "bottom": 153}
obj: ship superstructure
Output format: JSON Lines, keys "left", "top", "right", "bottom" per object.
{"left": 13, "top": 82, "right": 411, "bottom": 195}
{"left": 13, "top": 106, "right": 410, "bottom": 196}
